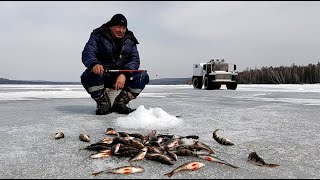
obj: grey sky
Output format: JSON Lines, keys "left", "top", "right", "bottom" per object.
{"left": 1, "top": 1, "right": 320, "bottom": 82}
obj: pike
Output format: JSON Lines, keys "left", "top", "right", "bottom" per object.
{"left": 92, "top": 166, "right": 145, "bottom": 176}
{"left": 198, "top": 155, "right": 239, "bottom": 168}
{"left": 164, "top": 161, "right": 205, "bottom": 177}
{"left": 212, "top": 129, "right": 234, "bottom": 145}
{"left": 247, "top": 152, "right": 280, "bottom": 167}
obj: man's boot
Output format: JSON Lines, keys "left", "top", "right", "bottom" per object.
{"left": 112, "top": 90, "right": 138, "bottom": 114}
{"left": 93, "top": 92, "right": 112, "bottom": 115}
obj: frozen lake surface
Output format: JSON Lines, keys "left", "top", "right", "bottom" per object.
{"left": 0, "top": 84, "right": 319, "bottom": 179}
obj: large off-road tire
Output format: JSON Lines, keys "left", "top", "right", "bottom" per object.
{"left": 192, "top": 76, "right": 203, "bottom": 89}
{"left": 226, "top": 82, "right": 237, "bottom": 90}
{"left": 204, "top": 76, "right": 214, "bottom": 90}
{"left": 213, "top": 83, "right": 221, "bottom": 90}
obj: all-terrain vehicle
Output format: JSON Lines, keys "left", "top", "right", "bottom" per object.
{"left": 192, "top": 59, "right": 238, "bottom": 90}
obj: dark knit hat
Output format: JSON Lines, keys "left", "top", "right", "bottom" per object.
{"left": 109, "top": 14, "right": 127, "bottom": 27}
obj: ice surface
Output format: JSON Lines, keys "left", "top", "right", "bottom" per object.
{"left": 0, "top": 84, "right": 319, "bottom": 178}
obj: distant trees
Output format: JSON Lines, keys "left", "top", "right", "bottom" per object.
{"left": 237, "top": 62, "right": 320, "bottom": 84}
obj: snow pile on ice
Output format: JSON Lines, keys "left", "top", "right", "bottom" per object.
{"left": 115, "top": 105, "right": 183, "bottom": 129}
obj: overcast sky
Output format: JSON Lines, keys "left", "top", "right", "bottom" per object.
{"left": 1, "top": 1, "right": 320, "bottom": 82}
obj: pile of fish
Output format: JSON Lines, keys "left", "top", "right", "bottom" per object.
{"left": 55, "top": 128, "right": 279, "bottom": 177}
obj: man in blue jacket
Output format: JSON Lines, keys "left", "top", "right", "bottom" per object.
{"left": 81, "top": 14, "right": 149, "bottom": 115}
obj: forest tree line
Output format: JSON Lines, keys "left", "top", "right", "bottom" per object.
{"left": 237, "top": 62, "right": 320, "bottom": 84}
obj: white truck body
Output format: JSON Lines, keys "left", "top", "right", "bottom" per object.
{"left": 192, "top": 59, "right": 238, "bottom": 90}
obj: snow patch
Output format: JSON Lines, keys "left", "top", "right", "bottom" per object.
{"left": 115, "top": 105, "right": 184, "bottom": 129}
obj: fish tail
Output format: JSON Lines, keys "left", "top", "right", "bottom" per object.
{"left": 91, "top": 170, "right": 104, "bottom": 176}
{"left": 228, "top": 141, "right": 234, "bottom": 145}
{"left": 164, "top": 171, "right": 175, "bottom": 177}
{"left": 214, "top": 160, "right": 239, "bottom": 169}
{"left": 214, "top": 129, "right": 220, "bottom": 133}
{"left": 223, "top": 139, "right": 234, "bottom": 145}
{"left": 128, "top": 161, "right": 134, "bottom": 166}
{"left": 225, "top": 162, "right": 239, "bottom": 169}
{"left": 212, "top": 155, "right": 224, "bottom": 162}
{"left": 212, "top": 129, "right": 218, "bottom": 138}
{"left": 267, "top": 163, "right": 280, "bottom": 167}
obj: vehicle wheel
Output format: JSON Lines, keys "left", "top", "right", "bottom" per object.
{"left": 226, "top": 82, "right": 237, "bottom": 90}
{"left": 213, "top": 83, "right": 221, "bottom": 90}
{"left": 204, "top": 76, "right": 214, "bottom": 90}
{"left": 192, "top": 76, "right": 203, "bottom": 89}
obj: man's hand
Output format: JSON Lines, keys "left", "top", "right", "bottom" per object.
{"left": 114, "top": 74, "right": 126, "bottom": 90}
{"left": 91, "top": 64, "right": 104, "bottom": 76}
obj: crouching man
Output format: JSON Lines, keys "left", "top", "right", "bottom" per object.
{"left": 80, "top": 13, "right": 149, "bottom": 115}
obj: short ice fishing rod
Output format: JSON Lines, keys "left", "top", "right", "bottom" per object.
{"left": 105, "top": 69, "right": 147, "bottom": 73}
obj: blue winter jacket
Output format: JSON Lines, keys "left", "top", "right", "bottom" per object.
{"left": 82, "top": 23, "right": 140, "bottom": 72}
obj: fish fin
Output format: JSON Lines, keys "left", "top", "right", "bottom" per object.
{"left": 164, "top": 171, "right": 174, "bottom": 177}
{"left": 211, "top": 155, "right": 225, "bottom": 162}
{"left": 91, "top": 171, "right": 104, "bottom": 176}
{"left": 267, "top": 163, "right": 280, "bottom": 167}
{"left": 128, "top": 161, "right": 134, "bottom": 166}
{"left": 225, "top": 163, "right": 239, "bottom": 169}
{"left": 211, "top": 159, "right": 239, "bottom": 169}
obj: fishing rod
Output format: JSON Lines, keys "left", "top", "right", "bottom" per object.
{"left": 105, "top": 69, "right": 147, "bottom": 73}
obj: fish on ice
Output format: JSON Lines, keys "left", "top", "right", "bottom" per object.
{"left": 212, "top": 129, "right": 234, "bottom": 145}
{"left": 164, "top": 161, "right": 205, "bottom": 177}
{"left": 92, "top": 165, "right": 145, "bottom": 176}
{"left": 247, "top": 152, "right": 279, "bottom": 167}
